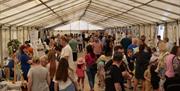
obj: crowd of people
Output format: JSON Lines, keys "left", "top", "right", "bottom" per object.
{"left": 3, "top": 31, "right": 180, "bottom": 91}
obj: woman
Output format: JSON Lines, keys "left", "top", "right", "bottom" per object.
{"left": 27, "top": 57, "right": 50, "bottom": 91}
{"left": 54, "top": 58, "right": 77, "bottom": 91}
{"left": 88, "top": 37, "right": 94, "bottom": 46}
{"left": 19, "top": 45, "right": 32, "bottom": 81}
{"left": 85, "top": 45, "right": 96, "bottom": 91}
{"left": 155, "top": 41, "right": 169, "bottom": 91}
{"left": 164, "top": 46, "right": 180, "bottom": 91}
{"left": 133, "top": 45, "right": 151, "bottom": 91}
{"left": 47, "top": 50, "right": 58, "bottom": 91}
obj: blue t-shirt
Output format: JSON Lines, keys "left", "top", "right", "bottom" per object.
{"left": 128, "top": 44, "right": 137, "bottom": 51}
{"left": 20, "top": 53, "right": 30, "bottom": 76}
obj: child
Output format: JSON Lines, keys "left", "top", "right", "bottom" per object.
{"left": 144, "top": 64, "right": 152, "bottom": 91}
{"left": 76, "top": 57, "right": 85, "bottom": 90}
{"left": 96, "top": 55, "right": 107, "bottom": 90}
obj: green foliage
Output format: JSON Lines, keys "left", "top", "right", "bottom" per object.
{"left": 7, "top": 39, "right": 21, "bottom": 55}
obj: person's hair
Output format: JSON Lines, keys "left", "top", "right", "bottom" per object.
{"left": 25, "top": 40, "right": 30, "bottom": 44}
{"left": 170, "top": 46, "right": 180, "bottom": 55}
{"left": 77, "top": 64, "right": 82, "bottom": 69}
{"left": 146, "top": 46, "right": 152, "bottom": 54}
{"left": 113, "top": 51, "right": 123, "bottom": 62}
{"left": 40, "top": 55, "right": 48, "bottom": 62}
{"left": 55, "top": 45, "right": 62, "bottom": 52}
{"left": 60, "top": 36, "right": 68, "bottom": 43}
{"left": 47, "top": 50, "right": 57, "bottom": 79}
{"left": 27, "top": 44, "right": 31, "bottom": 47}
{"left": 32, "top": 57, "right": 40, "bottom": 64}
{"left": 56, "top": 58, "right": 69, "bottom": 82}
{"left": 164, "top": 37, "right": 169, "bottom": 42}
{"left": 127, "top": 49, "right": 133, "bottom": 53}
{"left": 45, "top": 50, "right": 49, "bottom": 54}
{"left": 114, "top": 45, "right": 123, "bottom": 52}
{"left": 139, "top": 44, "right": 145, "bottom": 52}
{"left": 157, "top": 35, "right": 161, "bottom": 39}
{"left": 152, "top": 47, "right": 157, "bottom": 52}
{"left": 86, "top": 45, "right": 95, "bottom": 58}
{"left": 70, "top": 33, "right": 73, "bottom": 38}
{"left": 140, "top": 35, "right": 146, "bottom": 41}
{"left": 20, "top": 45, "right": 27, "bottom": 54}
{"left": 50, "top": 36, "right": 55, "bottom": 40}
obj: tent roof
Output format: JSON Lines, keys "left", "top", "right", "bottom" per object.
{"left": 0, "top": 0, "right": 180, "bottom": 28}
{"left": 54, "top": 20, "right": 103, "bottom": 30}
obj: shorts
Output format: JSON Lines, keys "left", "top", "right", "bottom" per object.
{"left": 151, "top": 79, "right": 160, "bottom": 89}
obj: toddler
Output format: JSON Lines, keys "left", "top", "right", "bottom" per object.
{"left": 76, "top": 57, "right": 85, "bottom": 90}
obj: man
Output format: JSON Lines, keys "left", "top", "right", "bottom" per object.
{"left": 120, "top": 33, "right": 132, "bottom": 53}
{"left": 92, "top": 37, "right": 103, "bottom": 58}
{"left": 140, "top": 35, "right": 147, "bottom": 46}
{"left": 105, "top": 45, "right": 128, "bottom": 71}
{"left": 128, "top": 38, "right": 138, "bottom": 52}
{"left": 60, "top": 36, "right": 75, "bottom": 70}
{"left": 69, "top": 34, "right": 78, "bottom": 62}
{"left": 105, "top": 51, "right": 125, "bottom": 91}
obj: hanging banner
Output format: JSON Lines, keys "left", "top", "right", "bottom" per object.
{"left": 30, "top": 30, "right": 38, "bottom": 42}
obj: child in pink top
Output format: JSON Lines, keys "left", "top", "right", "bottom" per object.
{"left": 76, "top": 57, "right": 85, "bottom": 90}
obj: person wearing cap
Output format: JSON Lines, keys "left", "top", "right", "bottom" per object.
{"left": 105, "top": 51, "right": 125, "bottom": 91}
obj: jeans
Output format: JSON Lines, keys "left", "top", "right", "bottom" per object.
{"left": 86, "top": 66, "right": 96, "bottom": 89}
{"left": 50, "top": 79, "right": 54, "bottom": 91}
{"left": 59, "top": 83, "right": 75, "bottom": 91}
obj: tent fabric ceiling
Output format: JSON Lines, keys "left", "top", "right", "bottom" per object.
{"left": 0, "top": 0, "right": 180, "bottom": 28}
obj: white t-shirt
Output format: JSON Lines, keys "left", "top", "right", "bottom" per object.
{"left": 61, "top": 44, "right": 75, "bottom": 70}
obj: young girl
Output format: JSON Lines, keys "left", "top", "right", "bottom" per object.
{"left": 76, "top": 57, "right": 85, "bottom": 90}
{"left": 96, "top": 55, "right": 107, "bottom": 90}
{"left": 144, "top": 64, "right": 152, "bottom": 91}
{"left": 55, "top": 58, "right": 78, "bottom": 91}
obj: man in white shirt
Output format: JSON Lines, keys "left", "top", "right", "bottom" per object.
{"left": 59, "top": 36, "right": 75, "bottom": 70}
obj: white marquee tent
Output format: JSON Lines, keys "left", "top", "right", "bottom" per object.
{"left": 0, "top": 0, "right": 180, "bottom": 27}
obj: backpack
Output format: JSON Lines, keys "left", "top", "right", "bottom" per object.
{"left": 172, "top": 56, "right": 180, "bottom": 77}
{"left": 104, "top": 59, "right": 113, "bottom": 71}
